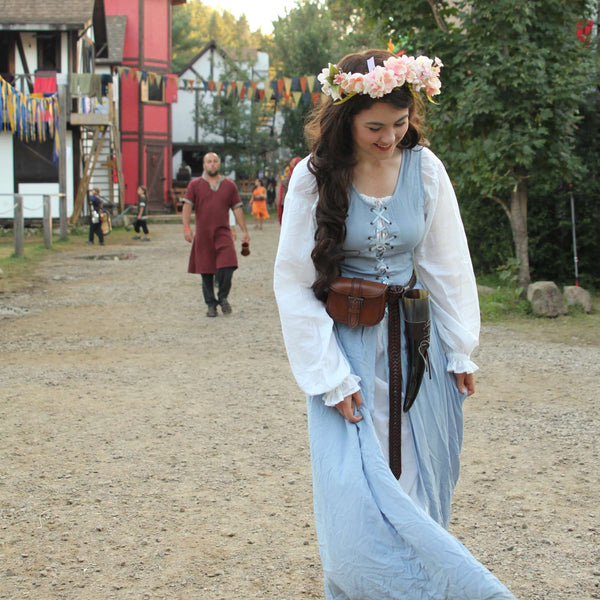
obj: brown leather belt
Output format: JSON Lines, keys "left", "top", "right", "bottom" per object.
{"left": 386, "top": 271, "right": 417, "bottom": 480}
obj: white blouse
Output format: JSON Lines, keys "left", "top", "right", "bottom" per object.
{"left": 273, "top": 147, "right": 480, "bottom": 405}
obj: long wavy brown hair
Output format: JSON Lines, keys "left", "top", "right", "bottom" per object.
{"left": 305, "top": 49, "right": 426, "bottom": 301}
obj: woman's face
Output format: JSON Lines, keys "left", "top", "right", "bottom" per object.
{"left": 351, "top": 103, "right": 410, "bottom": 162}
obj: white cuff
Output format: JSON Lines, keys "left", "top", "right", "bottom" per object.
{"left": 446, "top": 353, "right": 479, "bottom": 374}
{"left": 322, "top": 374, "right": 362, "bottom": 407}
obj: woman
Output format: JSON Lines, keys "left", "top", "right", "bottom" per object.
{"left": 274, "top": 49, "right": 516, "bottom": 599}
{"left": 133, "top": 185, "right": 150, "bottom": 241}
{"left": 250, "top": 178, "right": 269, "bottom": 230}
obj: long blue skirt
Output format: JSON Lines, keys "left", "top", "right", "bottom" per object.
{"left": 307, "top": 316, "right": 516, "bottom": 600}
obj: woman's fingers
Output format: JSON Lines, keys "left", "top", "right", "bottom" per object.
{"left": 336, "top": 392, "right": 363, "bottom": 422}
{"left": 455, "top": 372, "right": 475, "bottom": 396}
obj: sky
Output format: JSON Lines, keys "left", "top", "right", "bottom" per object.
{"left": 202, "top": 0, "right": 299, "bottom": 33}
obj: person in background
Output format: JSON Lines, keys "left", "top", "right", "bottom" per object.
{"left": 266, "top": 176, "right": 277, "bottom": 209}
{"left": 87, "top": 188, "right": 104, "bottom": 245}
{"left": 277, "top": 157, "right": 301, "bottom": 224}
{"left": 132, "top": 185, "right": 150, "bottom": 242}
{"left": 250, "top": 178, "right": 269, "bottom": 230}
{"left": 176, "top": 161, "right": 192, "bottom": 183}
{"left": 182, "top": 152, "right": 250, "bottom": 317}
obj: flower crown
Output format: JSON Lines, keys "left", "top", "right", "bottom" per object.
{"left": 317, "top": 54, "right": 443, "bottom": 105}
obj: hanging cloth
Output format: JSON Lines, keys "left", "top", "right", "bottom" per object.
{"left": 34, "top": 70, "right": 57, "bottom": 94}
{"left": 69, "top": 73, "right": 103, "bottom": 98}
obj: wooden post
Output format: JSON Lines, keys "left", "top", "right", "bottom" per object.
{"left": 58, "top": 84, "right": 68, "bottom": 223}
{"left": 14, "top": 195, "right": 24, "bottom": 258}
{"left": 43, "top": 195, "right": 52, "bottom": 248}
{"left": 59, "top": 194, "right": 68, "bottom": 239}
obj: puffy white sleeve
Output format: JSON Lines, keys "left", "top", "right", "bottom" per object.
{"left": 414, "top": 148, "right": 480, "bottom": 374}
{"left": 273, "top": 157, "right": 361, "bottom": 400}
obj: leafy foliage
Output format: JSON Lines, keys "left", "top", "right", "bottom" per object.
{"left": 267, "top": 0, "right": 384, "bottom": 76}
{"left": 194, "top": 62, "right": 278, "bottom": 177}
{"left": 341, "top": 0, "right": 598, "bottom": 287}
{"left": 266, "top": 0, "right": 385, "bottom": 160}
{"left": 279, "top": 101, "right": 314, "bottom": 158}
{"left": 172, "top": 1, "right": 267, "bottom": 73}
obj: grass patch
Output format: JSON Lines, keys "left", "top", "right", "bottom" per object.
{"left": 478, "top": 286, "right": 531, "bottom": 322}
{"left": 477, "top": 273, "right": 599, "bottom": 346}
{"left": 0, "top": 225, "right": 133, "bottom": 293}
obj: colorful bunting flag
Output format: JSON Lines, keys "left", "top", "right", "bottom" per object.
{"left": 0, "top": 75, "right": 60, "bottom": 152}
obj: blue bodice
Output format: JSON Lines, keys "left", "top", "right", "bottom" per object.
{"left": 340, "top": 148, "right": 425, "bottom": 286}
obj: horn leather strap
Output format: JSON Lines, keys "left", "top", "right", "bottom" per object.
{"left": 386, "top": 271, "right": 417, "bottom": 480}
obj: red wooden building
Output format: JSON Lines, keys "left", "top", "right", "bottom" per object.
{"left": 104, "top": 0, "right": 184, "bottom": 211}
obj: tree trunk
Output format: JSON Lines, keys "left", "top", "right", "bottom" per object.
{"left": 509, "top": 174, "right": 531, "bottom": 290}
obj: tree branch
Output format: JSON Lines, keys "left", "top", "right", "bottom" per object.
{"left": 426, "top": 0, "right": 449, "bottom": 33}
{"left": 490, "top": 195, "right": 512, "bottom": 223}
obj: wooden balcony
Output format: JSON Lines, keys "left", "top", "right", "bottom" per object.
{"left": 69, "top": 112, "right": 110, "bottom": 126}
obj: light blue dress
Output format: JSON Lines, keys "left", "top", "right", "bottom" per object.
{"left": 275, "top": 150, "right": 516, "bottom": 600}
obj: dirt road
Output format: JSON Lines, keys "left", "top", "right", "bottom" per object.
{"left": 1, "top": 221, "right": 598, "bottom": 599}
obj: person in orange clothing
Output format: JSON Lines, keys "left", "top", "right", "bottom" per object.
{"left": 250, "top": 178, "right": 269, "bottom": 230}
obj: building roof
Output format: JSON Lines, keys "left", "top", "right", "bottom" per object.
{"left": 178, "top": 40, "right": 264, "bottom": 79}
{"left": 226, "top": 47, "right": 259, "bottom": 63}
{"left": 0, "top": 0, "right": 101, "bottom": 31}
{"left": 96, "top": 15, "right": 126, "bottom": 65}
{"left": 178, "top": 41, "right": 225, "bottom": 77}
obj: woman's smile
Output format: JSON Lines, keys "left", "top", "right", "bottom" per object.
{"left": 352, "top": 102, "right": 410, "bottom": 162}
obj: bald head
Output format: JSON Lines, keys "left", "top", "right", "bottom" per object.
{"left": 203, "top": 153, "right": 221, "bottom": 177}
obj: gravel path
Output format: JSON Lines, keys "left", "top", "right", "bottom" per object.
{"left": 1, "top": 221, "right": 598, "bottom": 599}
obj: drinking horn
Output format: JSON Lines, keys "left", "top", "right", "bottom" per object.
{"left": 402, "top": 289, "right": 432, "bottom": 412}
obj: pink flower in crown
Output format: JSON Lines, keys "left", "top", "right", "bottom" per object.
{"left": 340, "top": 73, "right": 366, "bottom": 95}
{"left": 333, "top": 73, "right": 346, "bottom": 85}
{"left": 425, "top": 79, "right": 442, "bottom": 97}
{"left": 364, "top": 65, "right": 398, "bottom": 98}
{"left": 411, "top": 56, "right": 443, "bottom": 93}
{"left": 383, "top": 55, "right": 411, "bottom": 85}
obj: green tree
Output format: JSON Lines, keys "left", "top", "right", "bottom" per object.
{"left": 194, "top": 67, "right": 278, "bottom": 176}
{"left": 268, "top": 0, "right": 385, "bottom": 76}
{"left": 268, "top": 0, "right": 385, "bottom": 158}
{"left": 345, "top": 0, "right": 596, "bottom": 289}
{"left": 172, "top": 0, "right": 267, "bottom": 73}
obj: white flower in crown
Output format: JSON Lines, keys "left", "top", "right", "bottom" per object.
{"left": 317, "top": 64, "right": 343, "bottom": 102}
{"left": 318, "top": 54, "right": 443, "bottom": 104}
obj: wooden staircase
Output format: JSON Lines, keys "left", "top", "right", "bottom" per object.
{"left": 69, "top": 84, "right": 124, "bottom": 224}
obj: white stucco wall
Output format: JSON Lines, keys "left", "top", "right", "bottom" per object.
{"left": 172, "top": 48, "right": 270, "bottom": 147}
{"left": 0, "top": 131, "right": 74, "bottom": 219}
{"left": 0, "top": 132, "right": 16, "bottom": 217}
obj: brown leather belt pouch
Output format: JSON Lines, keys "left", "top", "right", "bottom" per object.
{"left": 326, "top": 277, "right": 388, "bottom": 328}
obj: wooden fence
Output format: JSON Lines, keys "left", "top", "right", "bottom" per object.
{"left": 0, "top": 194, "right": 68, "bottom": 257}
